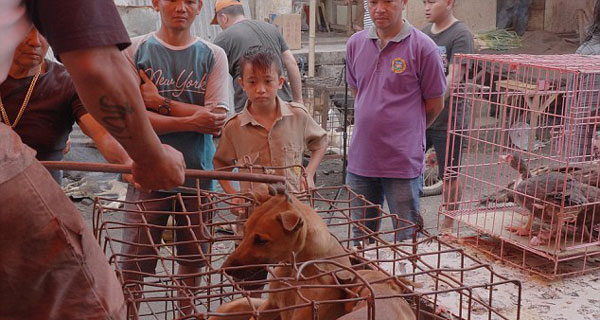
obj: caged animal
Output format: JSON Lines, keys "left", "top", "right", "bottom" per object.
{"left": 491, "top": 153, "right": 600, "bottom": 245}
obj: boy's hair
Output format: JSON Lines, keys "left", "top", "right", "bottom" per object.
{"left": 239, "top": 46, "right": 283, "bottom": 78}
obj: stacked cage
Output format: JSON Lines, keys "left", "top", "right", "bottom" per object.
{"left": 303, "top": 77, "right": 354, "bottom": 160}
{"left": 94, "top": 181, "right": 521, "bottom": 319}
{"left": 441, "top": 54, "right": 600, "bottom": 278}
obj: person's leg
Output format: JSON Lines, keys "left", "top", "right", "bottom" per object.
{"left": 0, "top": 160, "right": 125, "bottom": 319}
{"left": 382, "top": 176, "right": 423, "bottom": 241}
{"left": 174, "top": 195, "right": 213, "bottom": 315}
{"left": 119, "top": 187, "right": 170, "bottom": 316}
{"left": 431, "top": 130, "right": 465, "bottom": 232}
{"left": 346, "top": 171, "right": 384, "bottom": 246}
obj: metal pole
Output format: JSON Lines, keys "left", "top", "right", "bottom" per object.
{"left": 41, "top": 161, "right": 287, "bottom": 184}
{"left": 342, "top": 58, "right": 349, "bottom": 184}
{"left": 308, "top": 0, "right": 317, "bottom": 77}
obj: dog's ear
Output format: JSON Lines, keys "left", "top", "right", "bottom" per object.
{"left": 277, "top": 210, "right": 304, "bottom": 232}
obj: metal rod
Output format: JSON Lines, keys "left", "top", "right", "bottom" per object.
{"left": 308, "top": 0, "right": 316, "bottom": 77}
{"left": 40, "top": 161, "right": 286, "bottom": 184}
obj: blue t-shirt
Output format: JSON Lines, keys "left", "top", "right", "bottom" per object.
{"left": 126, "top": 33, "right": 230, "bottom": 190}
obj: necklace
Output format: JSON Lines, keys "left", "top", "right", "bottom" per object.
{"left": 0, "top": 70, "right": 42, "bottom": 128}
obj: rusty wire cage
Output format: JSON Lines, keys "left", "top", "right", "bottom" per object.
{"left": 93, "top": 180, "right": 521, "bottom": 320}
{"left": 441, "top": 54, "right": 600, "bottom": 278}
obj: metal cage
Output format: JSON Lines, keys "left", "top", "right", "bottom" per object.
{"left": 94, "top": 183, "right": 521, "bottom": 319}
{"left": 441, "top": 54, "right": 600, "bottom": 278}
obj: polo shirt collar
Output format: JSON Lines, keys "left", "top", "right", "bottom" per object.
{"left": 367, "top": 19, "right": 412, "bottom": 43}
{"left": 239, "top": 96, "right": 293, "bottom": 127}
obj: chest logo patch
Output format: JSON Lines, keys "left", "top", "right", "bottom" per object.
{"left": 391, "top": 57, "right": 407, "bottom": 74}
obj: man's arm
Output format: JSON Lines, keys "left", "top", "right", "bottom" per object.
{"left": 78, "top": 113, "right": 132, "bottom": 165}
{"left": 60, "top": 46, "right": 185, "bottom": 190}
{"left": 444, "top": 63, "right": 466, "bottom": 100}
{"left": 146, "top": 109, "right": 226, "bottom": 135}
{"left": 425, "top": 96, "right": 445, "bottom": 128}
{"left": 281, "top": 50, "right": 303, "bottom": 104}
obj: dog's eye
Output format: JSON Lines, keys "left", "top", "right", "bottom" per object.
{"left": 253, "top": 234, "right": 269, "bottom": 245}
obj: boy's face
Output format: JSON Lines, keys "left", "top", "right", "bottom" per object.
{"left": 423, "top": 0, "right": 450, "bottom": 23}
{"left": 239, "top": 63, "right": 284, "bottom": 106}
{"left": 153, "top": 0, "right": 202, "bottom": 31}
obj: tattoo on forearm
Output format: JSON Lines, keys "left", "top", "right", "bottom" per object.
{"left": 99, "top": 96, "right": 134, "bottom": 139}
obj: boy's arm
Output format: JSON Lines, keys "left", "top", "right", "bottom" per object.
{"left": 303, "top": 111, "right": 328, "bottom": 189}
{"left": 305, "top": 144, "right": 327, "bottom": 189}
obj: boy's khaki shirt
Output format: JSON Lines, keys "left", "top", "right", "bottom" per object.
{"left": 214, "top": 97, "right": 327, "bottom": 192}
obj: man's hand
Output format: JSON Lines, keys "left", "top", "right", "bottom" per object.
{"left": 131, "top": 144, "right": 186, "bottom": 191}
{"left": 139, "top": 69, "right": 163, "bottom": 110}
{"left": 183, "top": 107, "right": 227, "bottom": 135}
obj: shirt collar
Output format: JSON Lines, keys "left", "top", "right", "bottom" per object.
{"left": 239, "top": 96, "right": 293, "bottom": 127}
{"left": 367, "top": 19, "right": 412, "bottom": 43}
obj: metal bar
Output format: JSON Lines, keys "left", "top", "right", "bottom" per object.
{"left": 40, "top": 161, "right": 286, "bottom": 184}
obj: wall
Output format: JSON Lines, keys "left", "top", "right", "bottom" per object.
{"left": 253, "top": 0, "right": 293, "bottom": 22}
{"left": 405, "top": 0, "right": 497, "bottom": 33}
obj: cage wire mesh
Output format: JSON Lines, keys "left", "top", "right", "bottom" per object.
{"left": 94, "top": 178, "right": 521, "bottom": 319}
{"left": 441, "top": 54, "right": 600, "bottom": 278}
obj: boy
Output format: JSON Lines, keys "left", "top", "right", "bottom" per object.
{"left": 422, "top": 0, "right": 474, "bottom": 233}
{"left": 213, "top": 48, "right": 327, "bottom": 195}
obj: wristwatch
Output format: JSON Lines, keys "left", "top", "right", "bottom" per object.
{"left": 157, "top": 97, "right": 171, "bottom": 115}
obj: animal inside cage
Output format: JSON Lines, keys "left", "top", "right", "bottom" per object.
{"left": 441, "top": 54, "right": 600, "bottom": 278}
{"left": 93, "top": 182, "right": 521, "bottom": 319}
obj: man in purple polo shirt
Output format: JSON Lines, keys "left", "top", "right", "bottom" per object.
{"left": 346, "top": 0, "right": 446, "bottom": 242}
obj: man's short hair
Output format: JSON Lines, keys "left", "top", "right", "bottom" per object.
{"left": 219, "top": 4, "right": 245, "bottom": 17}
{"left": 239, "top": 46, "right": 282, "bottom": 78}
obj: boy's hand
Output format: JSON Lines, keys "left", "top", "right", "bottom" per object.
{"left": 230, "top": 197, "right": 247, "bottom": 217}
{"left": 184, "top": 108, "right": 227, "bottom": 135}
{"left": 139, "top": 69, "right": 162, "bottom": 110}
{"left": 301, "top": 173, "right": 316, "bottom": 191}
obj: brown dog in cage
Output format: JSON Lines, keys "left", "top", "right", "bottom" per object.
{"left": 215, "top": 189, "right": 352, "bottom": 320}
{"left": 336, "top": 269, "right": 416, "bottom": 320}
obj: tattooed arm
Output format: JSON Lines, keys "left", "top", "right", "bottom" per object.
{"left": 59, "top": 45, "right": 185, "bottom": 190}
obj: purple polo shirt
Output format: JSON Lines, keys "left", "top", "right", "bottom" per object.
{"left": 346, "top": 20, "right": 446, "bottom": 179}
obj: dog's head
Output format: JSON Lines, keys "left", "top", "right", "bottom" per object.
{"left": 222, "top": 192, "right": 310, "bottom": 279}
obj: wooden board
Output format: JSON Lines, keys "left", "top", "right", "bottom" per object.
{"left": 528, "top": 0, "right": 546, "bottom": 31}
{"left": 404, "top": 0, "right": 497, "bottom": 33}
{"left": 273, "top": 13, "right": 302, "bottom": 50}
{"left": 544, "top": 0, "right": 595, "bottom": 33}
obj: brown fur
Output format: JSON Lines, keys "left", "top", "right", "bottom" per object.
{"left": 336, "top": 270, "right": 417, "bottom": 320}
{"left": 220, "top": 192, "right": 352, "bottom": 320}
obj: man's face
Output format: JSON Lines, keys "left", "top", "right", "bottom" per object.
{"left": 368, "top": 0, "right": 407, "bottom": 30}
{"left": 12, "top": 28, "right": 49, "bottom": 70}
{"left": 239, "top": 63, "right": 284, "bottom": 106}
{"left": 424, "top": 0, "right": 450, "bottom": 23}
{"left": 154, "top": 0, "right": 203, "bottom": 31}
